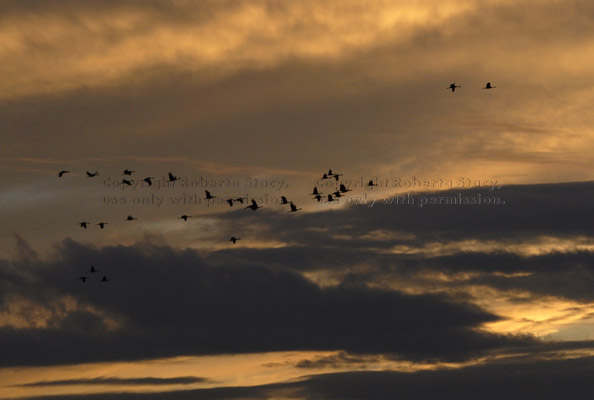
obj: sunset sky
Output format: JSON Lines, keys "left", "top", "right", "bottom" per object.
{"left": 2, "top": 1, "right": 594, "bottom": 399}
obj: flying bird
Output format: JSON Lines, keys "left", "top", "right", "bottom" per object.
{"left": 279, "top": 196, "right": 289, "bottom": 205}
{"left": 125, "top": 215, "right": 137, "bottom": 221}
{"left": 333, "top": 173, "right": 343, "bottom": 181}
{"left": 448, "top": 83, "right": 461, "bottom": 92}
{"left": 122, "top": 169, "right": 135, "bottom": 175}
{"left": 143, "top": 177, "right": 154, "bottom": 186}
{"left": 483, "top": 82, "right": 496, "bottom": 89}
{"left": 246, "top": 199, "right": 262, "bottom": 211}
{"left": 289, "top": 202, "right": 301, "bottom": 212}
{"left": 327, "top": 194, "right": 336, "bottom": 202}
{"left": 78, "top": 276, "right": 90, "bottom": 283}
{"left": 168, "top": 172, "right": 180, "bottom": 182}
{"left": 233, "top": 197, "right": 245, "bottom": 204}
{"left": 229, "top": 236, "right": 241, "bottom": 244}
{"left": 79, "top": 222, "right": 90, "bottom": 229}
{"left": 57, "top": 170, "right": 70, "bottom": 177}
{"left": 90, "top": 266, "right": 97, "bottom": 273}
{"left": 322, "top": 173, "right": 330, "bottom": 180}
{"left": 333, "top": 191, "right": 342, "bottom": 198}
{"left": 226, "top": 199, "right": 234, "bottom": 207}
{"left": 313, "top": 194, "right": 322, "bottom": 202}
{"left": 205, "top": 190, "right": 216, "bottom": 200}
{"left": 96, "top": 222, "right": 108, "bottom": 229}
{"left": 178, "top": 215, "right": 191, "bottom": 221}
{"left": 100, "top": 276, "right": 112, "bottom": 282}
{"left": 122, "top": 179, "right": 133, "bottom": 186}
{"left": 339, "top": 184, "right": 351, "bottom": 193}
{"left": 367, "top": 180, "right": 378, "bottom": 188}
{"left": 311, "top": 186, "right": 323, "bottom": 195}
{"left": 86, "top": 171, "right": 99, "bottom": 178}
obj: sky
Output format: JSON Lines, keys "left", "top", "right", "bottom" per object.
{"left": 2, "top": 0, "right": 594, "bottom": 398}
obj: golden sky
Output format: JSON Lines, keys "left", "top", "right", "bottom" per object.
{"left": 2, "top": 1, "right": 594, "bottom": 399}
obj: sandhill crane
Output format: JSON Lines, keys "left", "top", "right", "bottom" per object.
{"left": 122, "top": 169, "right": 134, "bottom": 175}
{"left": 289, "top": 202, "right": 301, "bottom": 212}
{"left": 279, "top": 196, "right": 289, "bottom": 205}
{"left": 58, "top": 170, "right": 70, "bottom": 177}
{"left": 483, "top": 82, "right": 496, "bottom": 89}
{"left": 367, "top": 180, "right": 378, "bottom": 188}
{"left": 333, "top": 173, "right": 343, "bottom": 181}
{"left": 322, "top": 173, "right": 329, "bottom": 180}
{"left": 246, "top": 199, "right": 262, "bottom": 211}
{"left": 90, "top": 266, "right": 97, "bottom": 273}
{"left": 168, "top": 172, "right": 180, "bottom": 182}
{"left": 333, "top": 191, "right": 342, "bottom": 198}
{"left": 233, "top": 197, "right": 245, "bottom": 204}
{"left": 86, "top": 171, "right": 99, "bottom": 178}
{"left": 125, "top": 215, "right": 137, "bottom": 221}
{"left": 229, "top": 236, "right": 241, "bottom": 244}
{"left": 143, "top": 177, "right": 154, "bottom": 186}
{"left": 96, "top": 222, "right": 108, "bottom": 229}
{"left": 339, "top": 184, "right": 351, "bottom": 193}
{"left": 78, "top": 276, "right": 90, "bottom": 282}
{"left": 226, "top": 199, "right": 234, "bottom": 207}
{"left": 448, "top": 83, "right": 461, "bottom": 92}
{"left": 205, "top": 190, "right": 216, "bottom": 200}
{"left": 122, "top": 179, "right": 132, "bottom": 186}
{"left": 100, "top": 276, "right": 111, "bottom": 282}
{"left": 313, "top": 194, "right": 322, "bottom": 202}
{"left": 311, "top": 186, "right": 323, "bottom": 195}
{"left": 79, "top": 222, "right": 90, "bottom": 229}
{"left": 327, "top": 194, "right": 336, "bottom": 202}
{"left": 178, "top": 215, "right": 191, "bottom": 221}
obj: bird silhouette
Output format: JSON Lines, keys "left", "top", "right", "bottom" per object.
{"left": 96, "top": 222, "right": 108, "bottom": 229}
{"left": 327, "top": 194, "right": 336, "bottom": 202}
{"left": 79, "top": 222, "right": 90, "bottom": 228}
{"left": 279, "top": 196, "right": 289, "bottom": 204}
{"left": 90, "top": 265, "right": 97, "bottom": 273}
{"left": 367, "top": 180, "right": 378, "bottom": 188}
{"left": 125, "top": 215, "right": 137, "bottom": 221}
{"left": 333, "top": 173, "right": 343, "bottom": 181}
{"left": 328, "top": 169, "right": 334, "bottom": 176}
{"left": 311, "top": 186, "right": 323, "bottom": 195}
{"left": 143, "top": 177, "right": 154, "bottom": 186}
{"left": 226, "top": 199, "right": 234, "bottom": 207}
{"left": 448, "top": 83, "right": 461, "bottom": 92}
{"left": 339, "top": 184, "right": 351, "bottom": 193}
{"left": 78, "top": 276, "right": 90, "bottom": 283}
{"left": 178, "top": 215, "right": 191, "bottom": 221}
{"left": 122, "top": 179, "right": 133, "bottom": 186}
{"left": 168, "top": 172, "right": 180, "bottom": 182}
{"left": 289, "top": 202, "right": 301, "bottom": 212}
{"left": 233, "top": 197, "right": 245, "bottom": 204}
{"left": 229, "top": 236, "right": 241, "bottom": 244}
{"left": 322, "top": 173, "right": 329, "bottom": 180}
{"left": 333, "top": 191, "right": 342, "bottom": 198}
{"left": 58, "top": 170, "right": 70, "bottom": 177}
{"left": 246, "top": 199, "right": 262, "bottom": 211}
{"left": 122, "top": 169, "right": 135, "bottom": 175}
{"left": 483, "top": 82, "right": 496, "bottom": 89}
{"left": 313, "top": 194, "right": 322, "bottom": 202}
{"left": 100, "top": 276, "right": 111, "bottom": 282}
{"left": 86, "top": 171, "right": 99, "bottom": 178}
{"left": 205, "top": 190, "right": 216, "bottom": 200}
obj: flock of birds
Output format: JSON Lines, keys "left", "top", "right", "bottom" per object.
{"left": 448, "top": 82, "right": 496, "bottom": 92}
{"left": 58, "top": 167, "right": 379, "bottom": 283}
{"left": 62, "top": 80, "right": 497, "bottom": 283}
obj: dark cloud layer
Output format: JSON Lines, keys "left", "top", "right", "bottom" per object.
{"left": 14, "top": 356, "right": 594, "bottom": 400}
{"left": 0, "top": 237, "right": 532, "bottom": 367}
{"left": 15, "top": 376, "right": 207, "bottom": 387}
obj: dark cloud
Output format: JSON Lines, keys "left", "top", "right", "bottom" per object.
{"left": 0, "top": 237, "right": 533, "bottom": 367}
{"left": 15, "top": 376, "right": 208, "bottom": 387}
{"left": 14, "top": 355, "right": 594, "bottom": 400}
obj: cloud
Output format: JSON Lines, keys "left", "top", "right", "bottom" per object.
{"left": 0, "top": 236, "right": 533, "bottom": 367}
{"left": 13, "top": 355, "right": 594, "bottom": 400}
{"left": 15, "top": 376, "right": 209, "bottom": 387}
